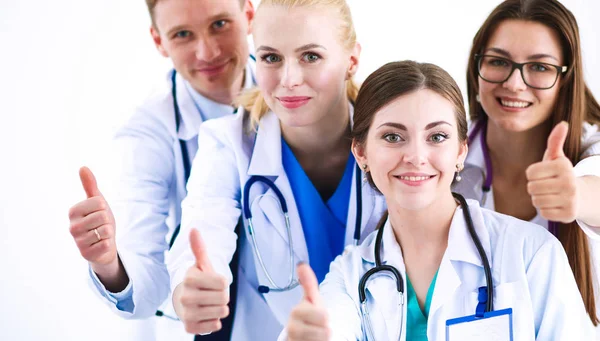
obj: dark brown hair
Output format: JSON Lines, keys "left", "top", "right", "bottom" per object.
{"left": 352, "top": 60, "right": 468, "bottom": 190}
{"left": 466, "top": 0, "right": 600, "bottom": 324}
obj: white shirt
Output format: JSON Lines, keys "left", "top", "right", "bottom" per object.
{"left": 87, "top": 61, "right": 255, "bottom": 341}
{"left": 279, "top": 200, "right": 595, "bottom": 340}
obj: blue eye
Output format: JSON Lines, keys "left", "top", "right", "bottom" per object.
{"left": 429, "top": 133, "right": 449, "bottom": 143}
{"left": 302, "top": 53, "right": 320, "bottom": 63}
{"left": 212, "top": 20, "right": 227, "bottom": 30}
{"left": 174, "top": 30, "right": 191, "bottom": 39}
{"left": 383, "top": 133, "right": 403, "bottom": 143}
{"left": 261, "top": 54, "right": 282, "bottom": 64}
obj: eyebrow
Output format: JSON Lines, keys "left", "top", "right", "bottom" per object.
{"left": 484, "top": 47, "right": 559, "bottom": 62}
{"left": 256, "top": 43, "right": 327, "bottom": 54}
{"left": 376, "top": 121, "right": 452, "bottom": 130}
{"left": 165, "top": 12, "right": 232, "bottom": 36}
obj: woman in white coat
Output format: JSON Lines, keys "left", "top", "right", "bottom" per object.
{"left": 167, "top": 0, "right": 385, "bottom": 340}
{"left": 456, "top": 0, "right": 600, "bottom": 327}
{"left": 282, "top": 61, "right": 594, "bottom": 341}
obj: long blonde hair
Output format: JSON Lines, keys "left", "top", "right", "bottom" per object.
{"left": 236, "top": 0, "right": 360, "bottom": 130}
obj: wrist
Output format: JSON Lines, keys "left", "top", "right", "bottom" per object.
{"left": 92, "top": 254, "right": 129, "bottom": 293}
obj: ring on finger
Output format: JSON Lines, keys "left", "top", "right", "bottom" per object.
{"left": 93, "top": 228, "right": 101, "bottom": 241}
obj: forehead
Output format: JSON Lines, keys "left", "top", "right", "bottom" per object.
{"left": 486, "top": 19, "right": 563, "bottom": 62}
{"left": 372, "top": 89, "right": 457, "bottom": 128}
{"left": 253, "top": 5, "right": 342, "bottom": 50}
{"left": 154, "top": 0, "right": 242, "bottom": 30}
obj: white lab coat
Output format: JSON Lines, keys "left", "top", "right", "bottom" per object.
{"left": 87, "top": 63, "right": 255, "bottom": 341}
{"left": 280, "top": 200, "right": 594, "bottom": 340}
{"left": 453, "top": 120, "right": 600, "bottom": 338}
{"left": 169, "top": 108, "right": 387, "bottom": 341}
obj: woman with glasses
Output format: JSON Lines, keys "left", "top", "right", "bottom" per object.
{"left": 455, "top": 0, "right": 600, "bottom": 330}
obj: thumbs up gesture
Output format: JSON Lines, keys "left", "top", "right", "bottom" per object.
{"left": 177, "top": 229, "right": 230, "bottom": 335}
{"left": 287, "top": 263, "right": 330, "bottom": 341}
{"left": 68, "top": 167, "right": 118, "bottom": 267}
{"left": 526, "top": 122, "right": 579, "bottom": 223}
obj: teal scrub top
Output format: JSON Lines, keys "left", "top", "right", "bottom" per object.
{"left": 406, "top": 271, "right": 439, "bottom": 341}
{"left": 281, "top": 138, "right": 355, "bottom": 282}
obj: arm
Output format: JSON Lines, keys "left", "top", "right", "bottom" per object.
{"left": 526, "top": 239, "right": 595, "bottom": 340}
{"left": 574, "top": 156, "right": 600, "bottom": 229}
{"left": 168, "top": 121, "right": 243, "bottom": 332}
{"left": 89, "top": 110, "right": 174, "bottom": 318}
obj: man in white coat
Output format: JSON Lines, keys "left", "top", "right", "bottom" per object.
{"left": 67, "top": 0, "right": 256, "bottom": 340}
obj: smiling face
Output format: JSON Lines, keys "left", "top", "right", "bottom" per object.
{"left": 477, "top": 19, "right": 564, "bottom": 132}
{"left": 150, "top": 0, "right": 253, "bottom": 103}
{"left": 353, "top": 89, "right": 467, "bottom": 211}
{"left": 252, "top": 4, "right": 359, "bottom": 127}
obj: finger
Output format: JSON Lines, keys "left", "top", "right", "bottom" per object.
{"left": 74, "top": 223, "right": 109, "bottom": 246}
{"left": 527, "top": 178, "right": 564, "bottom": 196}
{"left": 540, "top": 208, "right": 576, "bottom": 223}
{"left": 290, "top": 302, "right": 329, "bottom": 327}
{"left": 68, "top": 197, "right": 109, "bottom": 220}
{"left": 190, "top": 228, "right": 214, "bottom": 273}
{"left": 180, "top": 287, "right": 230, "bottom": 306}
{"left": 525, "top": 159, "right": 569, "bottom": 181}
{"left": 184, "top": 268, "right": 228, "bottom": 291}
{"left": 79, "top": 239, "right": 112, "bottom": 261}
{"left": 79, "top": 166, "right": 102, "bottom": 198}
{"left": 543, "top": 121, "right": 568, "bottom": 161}
{"left": 182, "top": 304, "right": 229, "bottom": 322}
{"left": 183, "top": 319, "right": 222, "bottom": 335}
{"left": 288, "top": 319, "right": 330, "bottom": 341}
{"left": 297, "top": 263, "right": 321, "bottom": 306}
{"left": 531, "top": 194, "right": 567, "bottom": 210}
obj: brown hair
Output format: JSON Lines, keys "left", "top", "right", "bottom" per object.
{"left": 352, "top": 60, "right": 468, "bottom": 190}
{"left": 145, "top": 0, "right": 247, "bottom": 27}
{"left": 466, "top": 0, "right": 600, "bottom": 324}
{"left": 235, "top": 0, "right": 360, "bottom": 130}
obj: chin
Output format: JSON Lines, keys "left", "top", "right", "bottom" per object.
{"left": 392, "top": 193, "right": 435, "bottom": 211}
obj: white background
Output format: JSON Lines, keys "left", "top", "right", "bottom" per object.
{"left": 0, "top": 0, "right": 598, "bottom": 340}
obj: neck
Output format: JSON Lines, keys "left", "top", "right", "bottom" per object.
{"left": 486, "top": 119, "right": 551, "bottom": 178}
{"left": 281, "top": 98, "right": 351, "bottom": 158}
{"left": 193, "top": 69, "right": 246, "bottom": 105}
{"left": 388, "top": 192, "right": 457, "bottom": 255}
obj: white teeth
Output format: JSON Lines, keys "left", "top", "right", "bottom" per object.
{"left": 399, "top": 176, "right": 430, "bottom": 181}
{"left": 500, "top": 99, "right": 530, "bottom": 108}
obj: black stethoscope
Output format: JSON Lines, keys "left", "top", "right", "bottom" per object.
{"left": 358, "top": 193, "right": 493, "bottom": 340}
{"left": 243, "top": 164, "right": 364, "bottom": 294}
{"left": 468, "top": 118, "right": 559, "bottom": 236}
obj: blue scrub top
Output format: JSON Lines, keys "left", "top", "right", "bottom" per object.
{"left": 281, "top": 139, "right": 355, "bottom": 282}
{"left": 406, "top": 271, "right": 439, "bottom": 341}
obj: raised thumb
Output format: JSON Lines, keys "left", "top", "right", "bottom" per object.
{"left": 190, "top": 228, "right": 214, "bottom": 273}
{"left": 543, "top": 121, "right": 569, "bottom": 161}
{"left": 79, "top": 166, "right": 102, "bottom": 198}
{"left": 297, "top": 263, "right": 321, "bottom": 306}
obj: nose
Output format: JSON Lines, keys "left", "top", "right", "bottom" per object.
{"left": 280, "top": 61, "right": 303, "bottom": 89}
{"left": 195, "top": 37, "right": 221, "bottom": 62}
{"left": 402, "top": 140, "right": 427, "bottom": 167}
{"left": 502, "top": 67, "right": 527, "bottom": 92}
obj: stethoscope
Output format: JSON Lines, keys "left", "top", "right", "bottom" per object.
{"left": 243, "top": 163, "right": 364, "bottom": 294}
{"left": 468, "top": 119, "right": 558, "bottom": 236}
{"left": 358, "top": 193, "right": 494, "bottom": 340}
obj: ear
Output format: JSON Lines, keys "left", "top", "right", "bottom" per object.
{"left": 346, "top": 42, "right": 361, "bottom": 80}
{"left": 150, "top": 26, "right": 169, "bottom": 58}
{"left": 244, "top": 0, "right": 255, "bottom": 35}
{"left": 457, "top": 140, "right": 468, "bottom": 166}
{"left": 352, "top": 139, "right": 368, "bottom": 170}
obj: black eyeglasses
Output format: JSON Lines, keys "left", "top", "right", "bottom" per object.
{"left": 475, "top": 54, "right": 568, "bottom": 90}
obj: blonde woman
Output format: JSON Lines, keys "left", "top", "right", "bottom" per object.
{"left": 167, "top": 0, "right": 386, "bottom": 339}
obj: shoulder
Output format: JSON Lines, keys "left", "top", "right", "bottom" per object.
{"left": 474, "top": 202, "right": 561, "bottom": 262}
{"left": 196, "top": 108, "right": 254, "bottom": 155}
{"left": 118, "top": 71, "right": 176, "bottom": 138}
